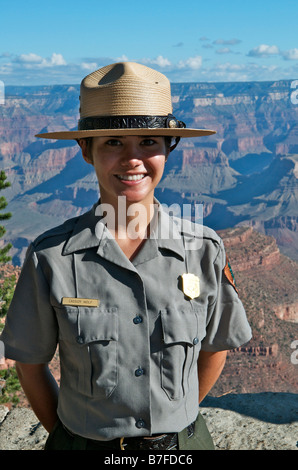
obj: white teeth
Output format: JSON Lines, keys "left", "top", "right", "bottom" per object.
{"left": 117, "top": 174, "right": 145, "bottom": 181}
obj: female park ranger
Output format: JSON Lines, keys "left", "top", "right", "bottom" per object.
{"left": 1, "top": 62, "right": 252, "bottom": 450}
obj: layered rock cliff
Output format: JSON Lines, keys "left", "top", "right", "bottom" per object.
{"left": 212, "top": 226, "right": 298, "bottom": 396}
{"left": 0, "top": 80, "right": 297, "bottom": 265}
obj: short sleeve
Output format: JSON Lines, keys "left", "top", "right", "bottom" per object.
{"left": 201, "top": 238, "right": 252, "bottom": 352}
{"left": 0, "top": 244, "right": 58, "bottom": 363}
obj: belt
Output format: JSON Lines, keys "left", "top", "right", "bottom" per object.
{"left": 120, "top": 433, "right": 178, "bottom": 450}
{"left": 63, "top": 421, "right": 195, "bottom": 451}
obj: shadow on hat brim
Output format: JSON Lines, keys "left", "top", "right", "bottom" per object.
{"left": 35, "top": 128, "right": 216, "bottom": 140}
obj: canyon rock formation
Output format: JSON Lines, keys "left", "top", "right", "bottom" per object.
{"left": 0, "top": 79, "right": 297, "bottom": 265}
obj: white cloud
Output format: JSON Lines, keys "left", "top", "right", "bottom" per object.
{"left": 115, "top": 54, "right": 129, "bottom": 62}
{"left": 14, "top": 52, "right": 66, "bottom": 68}
{"left": 144, "top": 55, "right": 172, "bottom": 67}
{"left": 154, "top": 55, "right": 172, "bottom": 67}
{"left": 2, "top": 49, "right": 298, "bottom": 86}
{"left": 207, "top": 61, "right": 281, "bottom": 82}
{"left": 81, "top": 62, "right": 98, "bottom": 71}
{"left": 247, "top": 44, "right": 298, "bottom": 62}
{"left": 281, "top": 48, "right": 298, "bottom": 60}
{"left": 178, "top": 55, "right": 202, "bottom": 70}
{"left": 17, "top": 53, "right": 43, "bottom": 64}
{"left": 50, "top": 53, "right": 66, "bottom": 66}
{"left": 248, "top": 44, "right": 280, "bottom": 57}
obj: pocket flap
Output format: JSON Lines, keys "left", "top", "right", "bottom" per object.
{"left": 160, "top": 308, "right": 199, "bottom": 346}
{"left": 78, "top": 308, "right": 118, "bottom": 344}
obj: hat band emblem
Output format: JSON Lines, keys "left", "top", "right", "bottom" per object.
{"left": 78, "top": 114, "right": 186, "bottom": 131}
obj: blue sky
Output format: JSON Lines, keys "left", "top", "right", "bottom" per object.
{"left": 1, "top": 0, "right": 298, "bottom": 85}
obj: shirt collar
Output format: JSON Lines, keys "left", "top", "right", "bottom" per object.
{"left": 62, "top": 202, "right": 103, "bottom": 255}
{"left": 152, "top": 202, "right": 185, "bottom": 260}
{"left": 62, "top": 199, "right": 186, "bottom": 262}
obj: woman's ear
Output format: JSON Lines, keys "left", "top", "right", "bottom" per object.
{"left": 77, "top": 139, "right": 93, "bottom": 164}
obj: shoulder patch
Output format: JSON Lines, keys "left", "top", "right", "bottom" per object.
{"left": 223, "top": 256, "right": 238, "bottom": 294}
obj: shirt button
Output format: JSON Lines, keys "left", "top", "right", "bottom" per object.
{"left": 133, "top": 316, "right": 143, "bottom": 324}
{"left": 136, "top": 419, "right": 145, "bottom": 429}
{"left": 76, "top": 335, "right": 84, "bottom": 344}
{"left": 135, "top": 367, "right": 144, "bottom": 377}
{"left": 193, "top": 337, "right": 199, "bottom": 345}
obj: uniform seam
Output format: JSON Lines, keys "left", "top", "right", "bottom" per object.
{"left": 207, "top": 240, "right": 223, "bottom": 309}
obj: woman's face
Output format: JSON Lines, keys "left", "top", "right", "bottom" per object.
{"left": 80, "top": 135, "right": 169, "bottom": 207}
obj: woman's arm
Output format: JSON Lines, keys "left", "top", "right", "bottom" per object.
{"left": 197, "top": 350, "right": 227, "bottom": 403}
{"left": 15, "top": 362, "right": 59, "bottom": 433}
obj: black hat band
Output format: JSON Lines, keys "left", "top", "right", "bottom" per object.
{"left": 78, "top": 114, "right": 186, "bottom": 131}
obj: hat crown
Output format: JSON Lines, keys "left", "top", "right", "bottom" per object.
{"left": 80, "top": 62, "right": 173, "bottom": 118}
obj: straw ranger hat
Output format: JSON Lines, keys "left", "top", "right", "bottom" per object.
{"left": 35, "top": 62, "right": 216, "bottom": 140}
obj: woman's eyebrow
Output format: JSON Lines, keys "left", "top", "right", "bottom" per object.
{"left": 107, "top": 136, "right": 157, "bottom": 139}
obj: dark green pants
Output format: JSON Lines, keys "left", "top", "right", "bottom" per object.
{"left": 45, "top": 413, "right": 214, "bottom": 451}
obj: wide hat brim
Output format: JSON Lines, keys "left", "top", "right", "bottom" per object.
{"left": 35, "top": 127, "right": 216, "bottom": 140}
{"left": 35, "top": 62, "right": 216, "bottom": 140}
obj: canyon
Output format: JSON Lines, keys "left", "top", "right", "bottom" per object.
{"left": 0, "top": 79, "right": 297, "bottom": 265}
{"left": 212, "top": 226, "right": 298, "bottom": 396}
{"left": 0, "top": 78, "right": 297, "bottom": 400}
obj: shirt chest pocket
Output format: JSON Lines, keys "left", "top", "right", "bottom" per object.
{"left": 56, "top": 306, "right": 118, "bottom": 400}
{"left": 160, "top": 307, "right": 202, "bottom": 401}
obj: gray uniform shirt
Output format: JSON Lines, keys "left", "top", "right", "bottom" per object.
{"left": 1, "top": 201, "right": 252, "bottom": 440}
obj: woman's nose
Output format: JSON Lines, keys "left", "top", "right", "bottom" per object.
{"left": 120, "top": 143, "right": 143, "bottom": 166}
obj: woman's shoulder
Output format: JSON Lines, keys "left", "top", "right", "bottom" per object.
{"left": 173, "top": 215, "right": 222, "bottom": 245}
{"left": 31, "top": 204, "right": 97, "bottom": 252}
{"left": 30, "top": 216, "right": 80, "bottom": 252}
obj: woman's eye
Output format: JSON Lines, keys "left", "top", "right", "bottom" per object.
{"left": 106, "top": 139, "right": 122, "bottom": 146}
{"left": 141, "top": 139, "right": 156, "bottom": 146}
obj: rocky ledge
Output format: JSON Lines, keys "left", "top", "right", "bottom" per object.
{"left": 0, "top": 392, "right": 297, "bottom": 451}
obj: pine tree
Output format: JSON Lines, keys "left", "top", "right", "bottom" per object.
{"left": 0, "top": 170, "right": 14, "bottom": 318}
{"left": 0, "top": 170, "right": 12, "bottom": 263}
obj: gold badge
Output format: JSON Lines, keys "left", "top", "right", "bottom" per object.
{"left": 62, "top": 297, "right": 99, "bottom": 307}
{"left": 181, "top": 273, "right": 200, "bottom": 299}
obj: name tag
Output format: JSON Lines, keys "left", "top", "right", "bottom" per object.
{"left": 62, "top": 297, "right": 99, "bottom": 307}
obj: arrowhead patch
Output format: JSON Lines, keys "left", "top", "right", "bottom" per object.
{"left": 224, "top": 256, "right": 238, "bottom": 294}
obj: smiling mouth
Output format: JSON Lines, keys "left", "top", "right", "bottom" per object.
{"left": 116, "top": 174, "right": 146, "bottom": 181}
